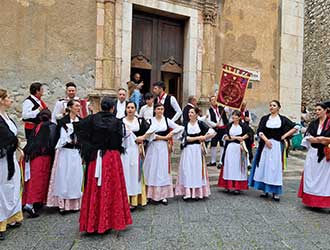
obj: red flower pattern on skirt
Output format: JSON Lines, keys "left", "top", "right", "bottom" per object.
{"left": 79, "top": 150, "right": 132, "bottom": 233}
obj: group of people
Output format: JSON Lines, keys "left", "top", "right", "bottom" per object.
{"left": 1, "top": 78, "right": 330, "bottom": 240}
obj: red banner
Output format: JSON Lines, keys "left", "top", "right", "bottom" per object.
{"left": 217, "top": 64, "right": 251, "bottom": 110}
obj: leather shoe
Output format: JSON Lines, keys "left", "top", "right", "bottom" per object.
{"left": 23, "top": 206, "right": 39, "bottom": 218}
{"left": 207, "top": 162, "right": 216, "bottom": 167}
{"left": 0, "top": 232, "right": 5, "bottom": 241}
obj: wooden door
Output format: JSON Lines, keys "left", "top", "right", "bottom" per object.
{"left": 131, "top": 11, "right": 184, "bottom": 105}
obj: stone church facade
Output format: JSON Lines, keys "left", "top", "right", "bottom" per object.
{"left": 0, "top": 0, "right": 304, "bottom": 125}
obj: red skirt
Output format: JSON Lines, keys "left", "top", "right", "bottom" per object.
{"left": 79, "top": 150, "right": 132, "bottom": 233}
{"left": 298, "top": 173, "right": 330, "bottom": 208}
{"left": 217, "top": 167, "right": 248, "bottom": 190}
{"left": 22, "top": 156, "right": 52, "bottom": 205}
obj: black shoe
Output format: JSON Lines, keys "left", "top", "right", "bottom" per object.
{"left": 8, "top": 222, "right": 22, "bottom": 228}
{"left": 161, "top": 199, "right": 168, "bottom": 206}
{"left": 217, "top": 163, "right": 222, "bottom": 169}
{"left": 23, "top": 206, "right": 39, "bottom": 218}
{"left": 130, "top": 206, "right": 137, "bottom": 211}
{"left": 233, "top": 190, "right": 240, "bottom": 195}
{"left": 33, "top": 203, "right": 43, "bottom": 211}
{"left": 182, "top": 196, "right": 191, "bottom": 202}
{"left": 207, "top": 162, "right": 216, "bottom": 167}
{"left": 0, "top": 232, "right": 5, "bottom": 241}
{"left": 260, "top": 193, "right": 269, "bottom": 198}
{"left": 272, "top": 194, "right": 280, "bottom": 202}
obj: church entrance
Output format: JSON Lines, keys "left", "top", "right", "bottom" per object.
{"left": 131, "top": 10, "right": 184, "bottom": 105}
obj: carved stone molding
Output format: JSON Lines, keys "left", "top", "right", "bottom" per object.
{"left": 131, "top": 51, "right": 152, "bottom": 70}
{"left": 203, "top": 1, "right": 217, "bottom": 26}
{"left": 161, "top": 56, "right": 182, "bottom": 73}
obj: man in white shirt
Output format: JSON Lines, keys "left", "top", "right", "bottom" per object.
{"left": 139, "top": 93, "right": 154, "bottom": 123}
{"left": 152, "top": 81, "right": 182, "bottom": 122}
{"left": 52, "top": 82, "right": 88, "bottom": 123}
{"left": 22, "top": 82, "right": 47, "bottom": 139}
{"left": 182, "top": 95, "right": 198, "bottom": 125}
{"left": 206, "top": 96, "right": 229, "bottom": 168}
{"left": 114, "top": 88, "right": 127, "bottom": 119}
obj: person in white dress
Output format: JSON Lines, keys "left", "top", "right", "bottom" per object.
{"left": 139, "top": 93, "right": 154, "bottom": 123}
{"left": 47, "top": 99, "right": 84, "bottom": 213}
{"left": 121, "top": 102, "right": 150, "bottom": 210}
{"left": 175, "top": 107, "right": 215, "bottom": 200}
{"left": 298, "top": 102, "right": 330, "bottom": 208}
{"left": 249, "top": 100, "right": 298, "bottom": 202}
{"left": 137, "top": 103, "right": 183, "bottom": 205}
{"left": 0, "top": 89, "right": 24, "bottom": 240}
{"left": 218, "top": 110, "right": 252, "bottom": 194}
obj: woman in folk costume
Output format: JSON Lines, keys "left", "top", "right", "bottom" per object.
{"left": 249, "top": 100, "right": 298, "bottom": 201}
{"left": 121, "top": 102, "right": 149, "bottom": 210}
{"left": 22, "top": 108, "right": 57, "bottom": 218}
{"left": 218, "top": 110, "right": 253, "bottom": 194}
{"left": 47, "top": 99, "right": 84, "bottom": 213}
{"left": 298, "top": 102, "right": 330, "bottom": 208}
{"left": 74, "top": 96, "right": 132, "bottom": 234}
{"left": 137, "top": 103, "right": 184, "bottom": 205}
{"left": 175, "top": 107, "right": 215, "bottom": 200}
{"left": 0, "top": 89, "right": 24, "bottom": 241}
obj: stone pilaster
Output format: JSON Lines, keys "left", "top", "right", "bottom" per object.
{"left": 91, "top": 0, "right": 117, "bottom": 112}
{"left": 200, "top": 1, "right": 218, "bottom": 108}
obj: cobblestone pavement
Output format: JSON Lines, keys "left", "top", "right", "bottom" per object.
{"left": 1, "top": 159, "right": 330, "bottom": 250}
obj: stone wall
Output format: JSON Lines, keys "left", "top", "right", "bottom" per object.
{"left": 302, "top": 0, "right": 330, "bottom": 110}
{"left": 0, "top": 0, "right": 96, "bottom": 132}
{"left": 216, "top": 0, "right": 281, "bottom": 121}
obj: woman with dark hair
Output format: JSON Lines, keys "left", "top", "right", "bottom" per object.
{"left": 0, "top": 89, "right": 23, "bottom": 240}
{"left": 47, "top": 99, "right": 84, "bottom": 213}
{"left": 298, "top": 102, "right": 330, "bottom": 208}
{"left": 137, "top": 103, "right": 183, "bottom": 205}
{"left": 249, "top": 100, "right": 298, "bottom": 201}
{"left": 121, "top": 102, "right": 149, "bottom": 210}
{"left": 218, "top": 110, "right": 252, "bottom": 194}
{"left": 22, "top": 108, "right": 57, "bottom": 217}
{"left": 74, "top": 96, "right": 132, "bottom": 234}
{"left": 175, "top": 107, "right": 215, "bottom": 200}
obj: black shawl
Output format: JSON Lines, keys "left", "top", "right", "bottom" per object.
{"left": 255, "top": 114, "right": 296, "bottom": 166}
{"left": 305, "top": 118, "right": 330, "bottom": 162}
{"left": 0, "top": 115, "right": 18, "bottom": 180}
{"left": 222, "top": 122, "right": 253, "bottom": 163}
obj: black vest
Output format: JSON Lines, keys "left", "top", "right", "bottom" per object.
{"left": 154, "top": 95, "right": 176, "bottom": 120}
{"left": 208, "top": 106, "right": 228, "bottom": 125}
{"left": 22, "top": 96, "right": 41, "bottom": 124}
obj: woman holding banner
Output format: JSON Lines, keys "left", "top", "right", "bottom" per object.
{"left": 249, "top": 100, "right": 298, "bottom": 202}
